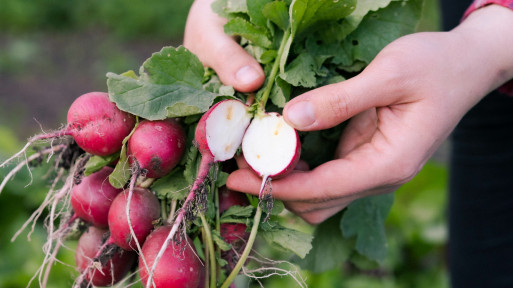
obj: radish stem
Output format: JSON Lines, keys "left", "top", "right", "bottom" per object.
{"left": 258, "top": 29, "right": 291, "bottom": 109}
{"left": 200, "top": 213, "right": 217, "bottom": 288}
{"left": 220, "top": 205, "right": 262, "bottom": 288}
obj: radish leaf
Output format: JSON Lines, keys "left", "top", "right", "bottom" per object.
{"left": 340, "top": 193, "right": 394, "bottom": 263}
{"left": 107, "top": 46, "right": 219, "bottom": 120}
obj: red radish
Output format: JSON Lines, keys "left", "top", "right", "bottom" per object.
{"left": 221, "top": 223, "right": 249, "bottom": 270}
{"left": 242, "top": 112, "right": 300, "bottom": 197}
{"left": 218, "top": 186, "right": 249, "bottom": 214}
{"left": 127, "top": 119, "right": 186, "bottom": 178}
{"left": 144, "top": 99, "right": 251, "bottom": 288}
{"left": 219, "top": 187, "right": 250, "bottom": 270}
{"left": 75, "top": 226, "right": 136, "bottom": 287}
{"left": 0, "top": 92, "right": 135, "bottom": 168}
{"left": 68, "top": 92, "right": 136, "bottom": 156}
{"left": 70, "top": 166, "right": 122, "bottom": 228}
{"left": 139, "top": 226, "right": 205, "bottom": 288}
{"left": 107, "top": 187, "right": 160, "bottom": 251}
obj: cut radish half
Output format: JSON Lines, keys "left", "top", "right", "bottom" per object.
{"left": 195, "top": 99, "right": 252, "bottom": 162}
{"left": 242, "top": 112, "right": 300, "bottom": 197}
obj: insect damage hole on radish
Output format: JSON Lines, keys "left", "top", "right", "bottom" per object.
{"left": 242, "top": 113, "right": 300, "bottom": 201}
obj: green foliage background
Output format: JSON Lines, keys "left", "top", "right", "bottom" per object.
{"left": 0, "top": 0, "right": 447, "bottom": 287}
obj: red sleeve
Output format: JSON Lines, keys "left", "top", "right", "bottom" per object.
{"left": 463, "top": 0, "right": 513, "bottom": 18}
{"left": 463, "top": 0, "right": 513, "bottom": 96}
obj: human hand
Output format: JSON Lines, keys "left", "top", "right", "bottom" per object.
{"left": 185, "top": 3, "right": 513, "bottom": 224}
{"left": 183, "top": 0, "right": 265, "bottom": 93}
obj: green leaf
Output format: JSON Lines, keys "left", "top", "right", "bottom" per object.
{"left": 224, "top": 17, "right": 272, "bottom": 48}
{"left": 340, "top": 193, "right": 394, "bottom": 264}
{"left": 296, "top": 212, "right": 353, "bottom": 273}
{"left": 259, "top": 223, "right": 313, "bottom": 259}
{"left": 212, "top": 229, "right": 232, "bottom": 252}
{"left": 269, "top": 77, "right": 291, "bottom": 108}
{"left": 220, "top": 205, "right": 254, "bottom": 221}
{"left": 262, "top": 1, "right": 289, "bottom": 31}
{"left": 289, "top": 0, "right": 357, "bottom": 36}
{"left": 343, "top": 0, "right": 423, "bottom": 65}
{"left": 183, "top": 145, "right": 201, "bottom": 184}
{"left": 84, "top": 153, "right": 120, "bottom": 176}
{"left": 212, "top": 0, "right": 248, "bottom": 17}
{"left": 215, "top": 171, "right": 230, "bottom": 187}
{"left": 108, "top": 46, "right": 218, "bottom": 120}
{"left": 247, "top": 0, "right": 273, "bottom": 28}
{"left": 150, "top": 168, "right": 190, "bottom": 200}
{"left": 280, "top": 53, "right": 317, "bottom": 88}
{"left": 109, "top": 144, "right": 131, "bottom": 189}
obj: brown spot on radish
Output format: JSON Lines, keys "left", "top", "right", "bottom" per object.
{"left": 150, "top": 156, "right": 162, "bottom": 173}
{"left": 257, "top": 154, "right": 261, "bottom": 159}
{"left": 226, "top": 105, "right": 233, "bottom": 120}
{"left": 225, "top": 144, "right": 232, "bottom": 152}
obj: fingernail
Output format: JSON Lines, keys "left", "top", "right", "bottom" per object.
{"left": 286, "top": 101, "right": 315, "bottom": 128}
{"left": 236, "top": 65, "right": 261, "bottom": 86}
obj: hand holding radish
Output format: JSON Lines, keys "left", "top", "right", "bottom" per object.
{"left": 185, "top": 3, "right": 513, "bottom": 224}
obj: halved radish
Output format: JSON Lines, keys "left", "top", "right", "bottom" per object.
{"left": 195, "top": 99, "right": 252, "bottom": 162}
{"left": 242, "top": 112, "right": 301, "bottom": 197}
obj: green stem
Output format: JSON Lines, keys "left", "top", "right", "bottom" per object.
{"left": 214, "top": 182, "right": 222, "bottom": 276}
{"left": 160, "top": 199, "right": 168, "bottom": 223}
{"left": 200, "top": 213, "right": 217, "bottom": 288}
{"left": 220, "top": 205, "right": 263, "bottom": 288}
{"left": 258, "top": 29, "right": 292, "bottom": 110}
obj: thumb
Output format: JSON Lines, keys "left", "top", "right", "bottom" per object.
{"left": 184, "top": 0, "right": 264, "bottom": 92}
{"left": 283, "top": 67, "right": 398, "bottom": 131}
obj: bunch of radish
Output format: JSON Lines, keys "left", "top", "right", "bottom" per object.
{"left": 0, "top": 83, "right": 301, "bottom": 288}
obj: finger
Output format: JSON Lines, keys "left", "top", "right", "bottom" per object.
{"left": 227, "top": 144, "right": 404, "bottom": 203}
{"left": 335, "top": 108, "right": 378, "bottom": 158}
{"left": 282, "top": 61, "right": 403, "bottom": 131}
{"left": 285, "top": 203, "right": 351, "bottom": 225}
{"left": 184, "top": 0, "right": 264, "bottom": 92}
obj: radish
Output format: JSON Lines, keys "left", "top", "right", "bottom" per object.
{"left": 139, "top": 226, "right": 205, "bottom": 288}
{"left": 242, "top": 112, "right": 301, "bottom": 198}
{"left": 70, "top": 166, "right": 123, "bottom": 228}
{"left": 127, "top": 119, "right": 186, "bottom": 179}
{"left": 219, "top": 188, "right": 250, "bottom": 270}
{"left": 218, "top": 186, "right": 249, "bottom": 214}
{"left": 144, "top": 99, "right": 251, "bottom": 288}
{"left": 75, "top": 226, "right": 136, "bottom": 287}
{"left": 68, "top": 92, "right": 136, "bottom": 156}
{"left": 195, "top": 99, "right": 252, "bottom": 163}
{"left": 0, "top": 92, "right": 136, "bottom": 168}
{"left": 107, "top": 187, "right": 160, "bottom": 251}
{"left": 221, "top": 223, "right": 249, "bottom": 270}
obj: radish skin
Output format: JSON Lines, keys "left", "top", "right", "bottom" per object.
{"left": 145, "top": 99, "right": 251, "bottom": 288}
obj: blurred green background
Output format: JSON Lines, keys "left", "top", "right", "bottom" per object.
{"left": 0, "top": 0, "right": 447, "bottom": 287}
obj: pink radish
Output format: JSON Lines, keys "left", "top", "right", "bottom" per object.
{"left": 70, "top": 166, "right": 123, "bottom": 228}
{"left": 107, "top": 187, "right": 160, "bottom": 251}
{"left": 139, "top": 226, "right": 205, "bottom": 288}
{"left": 75, "top": 226, "right": 137, "bottom": 287}
{"left": 67, "top": 92, "right": 136, "bottom": 156}
{"left": 144, "top": 99, "right": 251, "bottom": 288}
{"left": 127, "top": 119, "right": 186, "bottom": 178}
{"left": 0, "top": 92, "right": 136, "bottom": 168}
{"left": 242, "top": 112, "right": 301, "bottom": 198}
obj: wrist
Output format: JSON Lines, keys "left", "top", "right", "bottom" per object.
{"left": 453, "top": 5, "right": 513, "bottom": 93}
